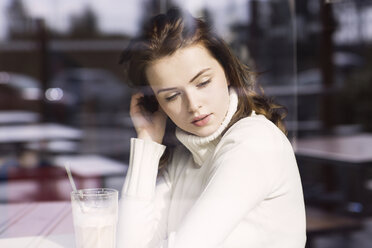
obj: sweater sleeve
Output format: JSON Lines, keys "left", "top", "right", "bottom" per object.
{"left": 117, "top": 138, "right": 171, "bottom": 248}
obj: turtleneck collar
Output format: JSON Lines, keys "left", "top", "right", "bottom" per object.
{"left": 175, "top": 88, "right": 238, "bottom": 167}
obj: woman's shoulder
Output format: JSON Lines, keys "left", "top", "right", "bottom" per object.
{"left": 215, "top": 112, "right": 296, "bottom": 160}
{"left": 223, "top": 112, "right": 286, "bottom": 144}
{"left": 213, "top": 112, "right": 296, "bottom": 173}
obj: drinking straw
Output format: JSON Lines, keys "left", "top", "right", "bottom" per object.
{"left": 64, "top": 164, "right": 85, "bottom": 213}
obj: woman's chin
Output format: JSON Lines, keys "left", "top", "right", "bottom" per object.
{"left": 189, "top": 126, "right": 218, "bottom": 137}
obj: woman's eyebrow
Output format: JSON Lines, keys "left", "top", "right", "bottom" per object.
{"left": 157, "top": 87, "right": 178, "bottom": 94}
{"left": 189, "top": 68, "right": 211, "bottom": 83}
{"left": 156, "top": 68, "right": 211, "bottom": 94}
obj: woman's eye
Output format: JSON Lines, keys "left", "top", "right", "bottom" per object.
{"left": 165, "top": 93, "right": 180, "bottom": 102}
{"left": 197, "top": 80, "right": 211, "bottom": 88}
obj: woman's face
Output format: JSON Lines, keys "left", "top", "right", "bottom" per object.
{"left": 146, "top": 44, "right": 230, "bottom": 137}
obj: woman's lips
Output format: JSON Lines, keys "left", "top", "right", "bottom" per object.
{"left": 192, "top": 114, "right": 211, "bottom": 127}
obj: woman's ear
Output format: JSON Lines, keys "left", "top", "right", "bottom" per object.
{"left": 138, "top": 94, "right": 159, "bottom": 113}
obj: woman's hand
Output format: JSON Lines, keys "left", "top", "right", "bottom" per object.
{"left": 130, "top": 92, "right": 167, "bottom": 144}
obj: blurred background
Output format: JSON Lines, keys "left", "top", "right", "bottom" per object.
{"left": 0, "top": 0, "right": 371, "bottom": 247}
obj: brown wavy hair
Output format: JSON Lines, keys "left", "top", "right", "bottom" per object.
{"left": 119, "top": 8, "right": 287, "bottom": 167}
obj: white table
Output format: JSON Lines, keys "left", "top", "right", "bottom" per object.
{"left": 0, "top": 202, "right": 75, "bottom": 248}
{"left": 0, "top": 123, "right": 83, "bottom": 143}
{"left": 25, "top": 140, "right": 80, "bottom": 154}
{"left": 53, "top": 154, "right": 127, "bottom": 190}
{"left": 0, "top": 111, "right": 40, "bottom": 125}
{"left": 53, "top": 154, "right": 128, "bottom": 178}
{"left": 0, "top": 155, "right": 126, "bottom": 203}
{"left": 295, "top": 133, "right": 372, "bottom": 164}
{"left": 295, "top": 133, "right": 372, "bottom": 215}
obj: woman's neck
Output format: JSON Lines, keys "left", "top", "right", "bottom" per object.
{"left": 175, "top": 88, "right": 238, "bottom": 166}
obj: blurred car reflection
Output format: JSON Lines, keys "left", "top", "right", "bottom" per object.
{"left": 0, "top": 71, "right": 42, "bottom": 111}
{"left": 46, "top": 68, "right": 131, "bottom": 126}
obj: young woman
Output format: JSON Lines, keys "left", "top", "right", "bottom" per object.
{"left": 117, "top": 8, "right": 306, "bottom": 248}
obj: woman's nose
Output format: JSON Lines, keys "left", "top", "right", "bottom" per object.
{"left": 186, "top": 92, "right": 200, "bottom": 113}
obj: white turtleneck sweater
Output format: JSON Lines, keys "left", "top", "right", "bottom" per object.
{"left": 117, "top": 89, "right": 306, "bottom": 248}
